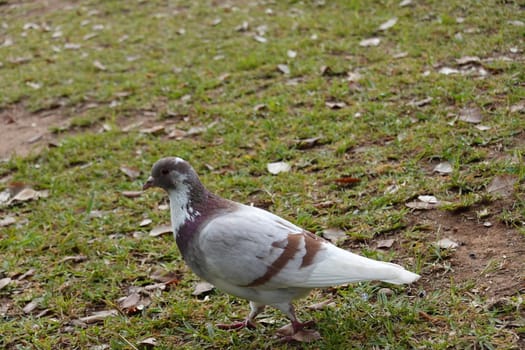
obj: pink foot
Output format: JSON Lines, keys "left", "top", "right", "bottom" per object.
{"left": 216, "top": 319, "right": 257, "bottom": 330}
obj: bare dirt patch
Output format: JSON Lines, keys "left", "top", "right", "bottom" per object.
{"left": 407, "top": 207, "right": 524, "bottom": 300}
{"left": 0, "top": 104, "right": 67, "bottom": 159}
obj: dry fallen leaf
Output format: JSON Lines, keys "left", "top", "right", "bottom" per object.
{"left": 17, "top": 268, "right": 35, "bottom": 281}
{"left": 150, "top": 270, "right": 182, "bottom": 284}
{"left": 334, "top": 176, "right": 360, "bottom": 186}
{"left": 408, "top": 97, "right": 433, "bottom": 107}
{"left": 79, "top": 309, "right": 118, "bottom": 323}
{"left": 0, "top": 277, "right": 11, "bottom": 290}
{"left": 93, "top": 60, "right": 107, "bottom": 71}
{"left": 4, "top": 187, "right": 49, "bottom": 206}
{"left": 456, "top": 56, "right": 481, "bottom": 65}
{"left": 377, "top": 239, "right": 395, "bottom": 249}
{"left": 276, "top": 324, "right": 322, "bottom": 342}
{"left": 379, "top": 17, "right": 397, "bottom": 31}
{"left": 139, "top": 125, "right": 165, "bottom": 135}
{"left": 438, "top": 67, "right": 460, "bottom": 75}
{"left": 433, "top": 162, "right": 453, "bottom": 174}
{"left": 121, "top": 190, "right": 143, "bottom": 198}
{"left": 192, "top": 281, "right": 215, "bottom": 296}
{"left": 325, "top": 101, "right": 347, "bottom": 109}
{"left": 139, "top": 218, "right": 152, "bottom": 227}
{"left": 120, "top": 166, "right": 140, "bottom": 180}
{"left": 418, "top": 195, "right": 438, "bottom": 203}
{"left": 307, "top": 299, "right": 335, "bottom": 310}
{"left": 459, "top": 107, "right": 483, "bottom": 123}
{"left": 322, "top": 228, "right": 347, "bottom": 243}
{"left": 295, "top": 136, "right": 322, "bottom": 150}
{"left": 277, "top": 64, "right": 290, "bottom": 75}
{"left": 149, "top": 224, "right": 173, "bottom": 237}
{"left": 487, "top": 174, "right": 517, "bottom": 197}
{"left": 139, "top": 338, "right": 157, "bottom": 347}
{"left": 359, "top": 37, "right": 381, "bottom": 47}
{"left": 435, "top": 238, "right": 459, "bottom": 249}
{"left": 254, "top": 35, "right": 267, "bottom": 43}
{"left": 23, "top": 299, "right": 41, "bottom": 314}
{"left": 0, "top": 216, "right": 16, "bottom": 227}
{"left": 60, "top": 255, "right": 88, "bottom": 264}
{"left": 118, "top": 292, "right": 150, "bottom": 314}
{"left": 267, "top": 162, "right": 291, "bottom": 175}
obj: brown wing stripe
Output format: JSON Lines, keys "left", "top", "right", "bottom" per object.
{"left": 245, "top": 234, "right": 303, "bottom": 287}
{"left": 301, "top": 231, "right": 324, "bottom": 268}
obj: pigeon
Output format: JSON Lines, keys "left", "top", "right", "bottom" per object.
{"left": 143, "top": 157, "right": 420, "bottom": 338}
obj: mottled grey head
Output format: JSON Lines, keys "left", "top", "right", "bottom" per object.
{"left": 143, "top": 157, "right": 200, "bottom": 192}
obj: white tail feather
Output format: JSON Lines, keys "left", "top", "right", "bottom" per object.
{"left": 300, "top": 244, "right": 420, "bottom": 288}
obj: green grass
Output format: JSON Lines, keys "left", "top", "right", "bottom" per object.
{"left": 1, "top": 0, "right": 524, "bottom": 349}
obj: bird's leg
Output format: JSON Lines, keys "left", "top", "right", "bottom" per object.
{"left": 274, "top": 302, "right": 316, "bottom": 334}
{"left": 216, "top": 301, "right": 265, "bottom": 330}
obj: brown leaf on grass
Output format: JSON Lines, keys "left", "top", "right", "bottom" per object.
{"left": 334, "top": 176, "right": 360, "bottom": 186}
{"left": 295, "top": 136, "right": 322, "bottom": 149}
{"left": 2, "top": 185, "right": 49, "bottom": 207}
{"left": 322, "top": 228, "right": 347, "bottom": 243}
{"left": 433, "top": 161, "right": 453, "bottom": 174}
{"left": 277, "top": 64, "right": 290, "bottom": 75}
{"left": 377, "top": 239, "right": 395, "bottom": 249}
{"left": 509, "top": 102, "right": 524, "bottom": 114}
{"left": 276, "top": 324, "right": 322, "bottom": 342}
{"left": 253, "top": 103, "right": 267, "bottom": 112}
{"left": 325, "top": 101, "right": 347, "bottom": 109}
{"left": 456, "top": 56, "right": 481, "bottom": 65}
{"left": 407, "top": 97, "right": 433, "bottom": 107}
{"left": 406, "top": 195, "right": 451, "bottom": 210}
{"left": 121, "top": 190, "right": 143, "bottom": 198}
{"left": 192, "top": 281, "right": 215, "bottom": 296}
{"left": 16, "top": 268, "right": 35, "bottom": 281}
{"left": 0, "top": 277, "right": 11, "bottom": 290}
{"left": 435, "top": 238, "right": 459, "bottom": 249}
{"left": 59, "top": 255, "right": 88, "bottom": 264}
{"left": 79, "top": 309, "right": 118, "bottom": 323}
{"left": 149, "top": 224, "right": 173, "bottom": 237}
{"left": 139, "top": 125, "right": 165, "bottom": 135}
{"left": 267, "top": 162, "right": 291, "bottom": 175}
{"left": 120, "top": 166, "right": 140, "bottom": 180}
{"left": 93, "top": 60, "right": 107, "bottom": 71}
{"left": 487, "top": 174, "right": 517, "bottom": 197}
{"left": 150, "top": 270, "right": 182, "bottom": 284}
{"left": 307, "top": 299, "right": 335, "bottom": 310}
{"left": 139, "top": 338, "right": 157, "bottom": 347}
{"left": 0, "top": 216, "right": 16, "bottom": 227}
{"left": 139, "top": 218, "right": 152, "bottom": 227}
{"left": 118, "top": 292, "right": 151, "bottom": 314}
{"left": 23, "top": 298, "right": 41, "bottom": 314}
{"left": 459, "top": 107, "right": 483, "bottom": 123}
{"left": 359, "top": 37, "right": 381, "bottom": 47}
{"left": 379, "top": 18, "right": 397, "bottom": 31}
{"left": 167, "top": 128, "right": 187, "bottom": 139}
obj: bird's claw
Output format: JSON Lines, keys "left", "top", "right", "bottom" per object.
{"left": 216, "top": 319, "right": 257, "bottom": 330}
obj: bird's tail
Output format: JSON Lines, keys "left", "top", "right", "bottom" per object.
{"left": 301, "top": 244, "right": 420, "bottom": 287}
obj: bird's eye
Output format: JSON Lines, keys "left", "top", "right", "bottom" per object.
{"left": 161, "top": 168, "right": 169, "bottom": 175}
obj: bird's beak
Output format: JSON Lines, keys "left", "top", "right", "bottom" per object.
{"left": 143, "top": 176, "right": 154, "bottom": 190}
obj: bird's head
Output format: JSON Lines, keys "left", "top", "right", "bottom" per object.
{"left": 143, "top": 157, "right": 196, "bottom": 192}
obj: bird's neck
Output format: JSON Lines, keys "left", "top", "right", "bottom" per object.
{"left": 167, "top": 183, "right": 202, "bottom": 237}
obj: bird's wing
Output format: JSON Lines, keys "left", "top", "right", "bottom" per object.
{"left": 197, "top": 204, "right": 325, "bottom": 289}
{"left": 198, "top": 204, "right": 419, "bottom": 290}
